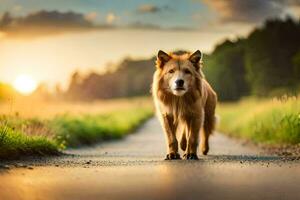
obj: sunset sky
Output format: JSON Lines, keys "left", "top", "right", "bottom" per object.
{"left": 1, "top": 0, "right": 300, "bottom": 89}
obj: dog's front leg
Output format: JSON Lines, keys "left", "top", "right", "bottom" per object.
{"left": 184, "top": 117, "right": 201, "bottom": 160}
{"left": 162, "top": 114, "right": 180, "bottom": 160}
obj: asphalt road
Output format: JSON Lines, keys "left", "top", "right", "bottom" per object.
{"left": 1, "top": 118, "right": 300, "bottom": 200}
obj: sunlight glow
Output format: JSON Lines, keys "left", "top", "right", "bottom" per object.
{"left": 13, "top": 74, "right": 38, "bottom": 95}
{"left": 0, "top": 31, "right": 6, "bottom": 39}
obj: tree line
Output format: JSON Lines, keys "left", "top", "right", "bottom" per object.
{"left": 63, "top": 57, "right": 156, "bottom": 100}
{"left": 2, "top": 18, "right": 298, "bottom": 102}
{"left": 204, "top": 18, "right": 300, "bottom": 101}
{"left": 64, "top": 18, "right": 300, "bottom": 101}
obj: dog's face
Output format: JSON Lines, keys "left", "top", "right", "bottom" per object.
{"left": 157, "top": 50, "right": 202, "bottom": 96}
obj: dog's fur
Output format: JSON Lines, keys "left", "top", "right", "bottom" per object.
{"left": 152, "top": 50, "right": 217, "bottom": 160}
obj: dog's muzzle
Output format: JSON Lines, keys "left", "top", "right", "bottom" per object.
{"left": 174, "top": 79, "right": 185, "bottom": 90}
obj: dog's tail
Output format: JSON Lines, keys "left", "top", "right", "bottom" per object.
{"left": 204, "top": 113, "right": 218, "bottom": 136}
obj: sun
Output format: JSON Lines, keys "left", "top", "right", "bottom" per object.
{"left": 13, "top": 74, "right": 38, "bottom": 95}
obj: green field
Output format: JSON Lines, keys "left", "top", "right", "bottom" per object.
{"left": 0, "top": 99, "right": 153, "bottom": 159}
{"left": 217, "top": 97, "right": 300, "bottom": 145}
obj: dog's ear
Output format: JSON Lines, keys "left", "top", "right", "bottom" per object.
{"left": 157, "top": 50, "right": 171, "bottom": 65}
{"left": 189, "top": 50, "right": 202, "bottom": 64}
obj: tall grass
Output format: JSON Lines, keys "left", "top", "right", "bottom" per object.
{"left": 0, "top": 98, "right": 154, "bottom": 159}
{"left": 218, "top": 97, "right": 300, "bottom": 144}
{"left": 0, "top": 125, "right": 59, "bottom": 159}
{"left": 51, "top": 108, "right": 153, "bottom": 147}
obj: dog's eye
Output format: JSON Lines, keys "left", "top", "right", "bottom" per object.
{"left": 184, "top": 69, "right": 191, "bottom": 74}
{"left": 168, "top": 69, "right": 175, "bottom": 74}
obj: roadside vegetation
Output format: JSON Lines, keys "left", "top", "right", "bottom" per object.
{"left": 0, "top": 98, "right": 153, "bottom": 159}
{"left": 217, "top": 96, "right": 300, "bottom": 145}
{"left": 0, "top": 124, "right": 59, "bottom": 159}
{"left": 204, "top": 18, "right": 300, "bottom": 101}
{"left": 51, "top": 108, "right": 153, "bottom": 147}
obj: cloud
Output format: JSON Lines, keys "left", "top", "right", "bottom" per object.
{"left": 127, "top": 21, "right": 161, "bottom": 29}
{"left": 0, "top": 10, "right": 110, "bottom": 38}
{"left": 202, "top": 0, "right": 284, "bottom": 23}
{"left": 201, "top": 0, "right": 300, "bottom": 24}
{"left": 287, "top": 0, "right": 300, "bottom": 5}
{"left": 0, "top": 10, "right": 94, "bottom": 29}
{"left": 284, "top": 0, "right": 300, "bottom": 17}
{"left": 137, "top": 4, "right": 161, "bottom": 14}
{"left": 0, "top": 9, "right": 193, "bottom": 39}
{"left": 136, "top": 4, "right": 172, "bottom": 14}
{"left": 191, "top": 0, "right": 300, "bottom": 36}
{"left": 126, "top": 21, "right": 195, "bottom": 32}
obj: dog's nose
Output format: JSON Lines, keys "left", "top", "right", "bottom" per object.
{"left": 175, "top": 79, "right": 184, "bottom": 87}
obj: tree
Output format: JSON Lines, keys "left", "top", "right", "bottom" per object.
{"left": 245, "top": 18, "right": 300, "bottom": 95}
{"left": 293, "top": 50, "right": 300, "bottom": 85}
{"left": 204, "top": 39, "right": 249, "bottom": 101}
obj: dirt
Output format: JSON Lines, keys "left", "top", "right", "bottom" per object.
{"left": 0, "top": 118, "right": 300, "bottom": 200}
{"left": 261, "top": 143, "right": 300, "bottom": 156}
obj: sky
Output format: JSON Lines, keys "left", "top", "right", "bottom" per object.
{"left": 0, "top": 0, "right": 300, "bottom": 89}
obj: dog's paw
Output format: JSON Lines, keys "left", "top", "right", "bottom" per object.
{"left": 183, "top": 153, "right": 199, "bottom": 160}
{"left": 202, "top": 148, "right": 209, "bottom": 155}
{"left": 201, "top": 143, "right": 209, "bottom": 155}
{"left": 165, "top": 152, "right": 181, "bottom": 160}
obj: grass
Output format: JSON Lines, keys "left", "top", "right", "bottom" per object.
{"left": 0, "top": 125, "right": 59, "bottom": 159}
{"left": 0, "top": 97, "right": 153, "bottom": 159}
{"left": 217, "top": 96, "right": 300, "bottom": 145}
{"left": 51, "top": 108, "right": 153, "bottom": 147}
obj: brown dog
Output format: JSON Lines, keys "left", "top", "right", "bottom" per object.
{"left": 152, "top": 50, "right": 217, "bottom": 160}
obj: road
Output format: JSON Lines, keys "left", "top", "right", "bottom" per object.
{"left": 0, "top": 118, "right": 300, "bottom": 200}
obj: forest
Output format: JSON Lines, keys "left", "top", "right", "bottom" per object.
{"left": 205, "top": 18, "right": 300, "bottom": 101}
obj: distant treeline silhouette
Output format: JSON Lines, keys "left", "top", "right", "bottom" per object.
{"left": 62, "top": 18, "right": 300, "bottom": 101}
{"left": 64, "top": 57, "right": 156, "bottom": 100}
{"left": 204, "top": 18, "right": 300, "bottom": 101}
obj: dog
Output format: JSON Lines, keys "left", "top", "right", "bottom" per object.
{"left": 152, "top": 50, "right": 217, "bottom": 160}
